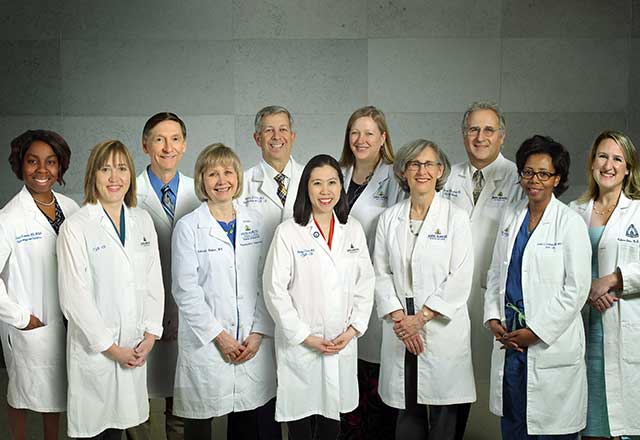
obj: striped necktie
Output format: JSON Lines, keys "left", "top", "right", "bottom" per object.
{"left": 472, "top": 169, "right": 484, "bottom": 205}
{"left": 274, "top": 173, "right": 287, "bottom": 206}
{"left": 161, "top": 184, "right": 175, "bottom": 221}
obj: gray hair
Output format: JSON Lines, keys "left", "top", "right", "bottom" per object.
{"left": 461, "top": 101, "right": 506, "bottom": 133}
{"left": 393, "top": 139, "right": 451, "bottom": 193}
{"left": 254, "top": 105, "right": 294, "bottom": 133}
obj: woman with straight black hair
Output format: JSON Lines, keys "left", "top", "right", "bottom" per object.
{"left": 263, "top": 154, "right": 375, "bottom": 440}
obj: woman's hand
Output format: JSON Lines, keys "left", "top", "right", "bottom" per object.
{"left": 214, "top": 330, "right": 245, "bottom": 363}
{"left": 393, "top": 314, "right": 424, "bottom": 339}
{"left": 234, "top": 333, "right": 263, "bottom": 363}
{"left": 104, "top": 344, "right": 139, "bottom": 368}
{"left": 589, "top": 271, "right": 622, "bottom": 302}
{"left": 500, "top": 328, "right": 539, "bottom": 352}
{"left": 403, "top": 333, "right": 424, "bottom": 355}
{"left": 21, "top": 314, "right": 44, "bottom": 331}
{"left": 591, "top": 292, "right": 619, "bottom": 312}
{"left": 488, "top": 319, "right": 507, "bottom": 340}
{"left": 303, "top": 335, "right": 336, "bottom": 354}
{"left": 330, "top": 326, "right": 358, "bottom": 352}
{"left": 130, "top": 332, "right": 156, "bottom": 367}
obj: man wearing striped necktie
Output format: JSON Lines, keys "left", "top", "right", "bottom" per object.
{"left": 131, "top": 112, "right": 200, "bottom": 440}
{"left": 240, "top": 106, "right": 306, "bottom": 440}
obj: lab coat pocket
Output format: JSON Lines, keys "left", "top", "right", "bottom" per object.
{"left": 288, "top": 342, "right": 319, "bottom": 381}
{"left": 76, "top": 327, "right": 118, "bottom": 374}
{"left": 244, "top": 338, "right": 275, "bottom": 383}
{"left": 8, "top": 322, "right": 65, "bottom": 367}
{"left": 535, "top": 348, "right": 581, "bottom": 369}
{"left": 621, "top": 322, "right": 640, "bottom": 363}
{"left": 618, "top": 241, "right": 640, "bottom": 265}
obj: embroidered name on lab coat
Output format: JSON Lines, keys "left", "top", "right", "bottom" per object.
{"left": 92, "top": 244, "right": 107, "bottom": 252}
{"left": 373, "top": 181, "right": 389, "bottom": 202}
{"left": 537, "top": 241, "right": 562, "bottom": 250}
{"left": 501, "top": 227, "right": 509, "bottom": 237}
{"left": 296, "top": 248, "right": 315, "bottom": 257}
{"left": 197, "top": 247, "right": 223, "bottom": 253}
{"left": 15, "top": 231, "right": 43, "bottom": 244}
{"left": 243, "top": 195, "right": 267, "bottom": 205}
{"left": 427, "top": 229, "right": 448, "bottom": 241}
{"left": 441, "top": 188, "right": 461, "bottom": 199}
{"left": 140, "top": 236, "right": 151, "bottom": 247}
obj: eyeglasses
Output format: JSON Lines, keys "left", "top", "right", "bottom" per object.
{"left": 406, "top": 160, "right": 440, "bottom": 172}
{"left": 519, "top": 169, "right": 557, "bottom": 181}
{"left": 464, "top": 126, "right": 502, "bottom": 138}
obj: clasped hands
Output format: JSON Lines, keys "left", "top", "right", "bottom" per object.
{"left": 487, "top": 319, "right": 539, "bottom": 352}
{"left": 105, "top": 332, "right": 156, "bottom": 368}
{"left": 303, "top": 326, "right": 358, "bottom": 355}
{"left": 388, "top": 309, "right": 433, "bottom": 356}
{"left": 588, "top": 273, "right": 621, "bottom": 312}
{"left": 214, "top": 331, "right": 263, "bottom": 364}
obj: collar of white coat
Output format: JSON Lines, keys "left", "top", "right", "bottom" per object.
{"left": 137, "top": 169, "right": 171, "bottom": 224}
{"left": 459, "top": 153, "right": 511, "bottom": 181}
{"left": 515, "top": 194, "right": 559, "bottom": 226}
{"left": 342, "top": 160, "right": 391, "bottom": 186}
{"left": 573, "top": 191, "right": 632, "bottom": 224}
{"left": 195, "top": 200, "right": 253, "bottom": 244}
{"left": 86, "top": 199, "right": 133, "bottom": 224}
{"left": 18, "top": 185, "right": 63, "bottom": 230}
{"left": 305, "top": 211, "right": 346, "bottom": 249}
{"left": 395, "top": 193, "right": 442, "bottom": 225}
{"left": 254, "top": 158, "right": 295, "bottom": 182}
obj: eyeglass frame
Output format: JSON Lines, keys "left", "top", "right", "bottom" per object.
{"left": 463, "top": 125, "right": 504, "bottom": 138}
{"left": 405, "top": 160, "right": 442, "bottom": 172}
{"left": 518, "top": 168, "right": 558, "bottom": 182}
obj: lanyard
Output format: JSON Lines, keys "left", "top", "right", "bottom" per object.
{"left": 313, "top": 215, "right": 335, "bottom": 250}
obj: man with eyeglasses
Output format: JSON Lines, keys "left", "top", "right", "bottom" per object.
{"left": 441, "top": 101, "right": 523, "bottom": 437}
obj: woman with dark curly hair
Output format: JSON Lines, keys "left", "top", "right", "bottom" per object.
{"left": 484, "top": 135, "right": 591, "bottom": 439}
{"left": 0, "top": 130, "right": 79, "bottom": 440}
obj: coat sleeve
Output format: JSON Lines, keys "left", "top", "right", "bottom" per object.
{"left": 57, "top": 221, "right": 114, "bottom": 353}
{"left": 171, "top": 218, "right": 224, "bottom": 347}
{"left": 526, "top": 215, "right": 591, "bottom": 346}
{"left": 422, "top": 210, "right": 474, "bottom": 320}
{"left": 263, "top": 225, "right": 310, "bottom": 345}
{"left": 620, "top": 262, "right": 640, "bottom": 296}
{"left": 347, "top": 223, "right": 375, "bottom": 335}
{"left": 141, "top": 215, "right": 164, "bottom": 339}
{"left": 0, "top": 223, "right": 31, "bottom": 329}
{"left": 373, "top": 211, "right": 404, "bottom": 318}
{"left": 484, "top": 215, "right": 507, "bottom": 326}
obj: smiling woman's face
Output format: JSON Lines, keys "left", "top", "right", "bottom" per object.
{"left": 308, "top": 165, "right": 341, "bottom": 216}
{"left": 520, "top": 153, "right": 559, "bottom": 205}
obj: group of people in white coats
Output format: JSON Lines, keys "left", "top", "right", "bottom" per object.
{"left": 1, "top": 101, "right": 640, "bottom": 440}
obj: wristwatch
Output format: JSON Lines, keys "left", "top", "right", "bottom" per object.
{"left": 421, "top": 307, "right": 432, "bottom": 323}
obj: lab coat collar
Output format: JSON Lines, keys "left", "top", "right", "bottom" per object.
{"left": 459, "top": 153, "right": 511, "bottom": 181}
{"left": 306, "top": 212, "right": 345, "bottom": 261}
{"left": 86, "top": 201, "right": 135, "bottom": 262}
{"left": 18, "top": 185, "right": 59, "bottom": 238}
{"left": 343, "top": 161, "right": 392, "bottom": 206}
{"left": 137, "top": 170, "right": 172, "bottom": 228}
{"left": 194, "top": 201, "right": 235, "bottom": 246}
{"left": 395, "top": 195, "right": 443, "bottom": 261}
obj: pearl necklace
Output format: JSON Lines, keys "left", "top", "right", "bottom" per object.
{"left": 33, "top": 195, "right": 55, "bottom": 206}
{"left": 593, "top": 203, "right": 615, "bottom": 216}
{"left": 409, "top": 219, "right": 422, "bottom": 236}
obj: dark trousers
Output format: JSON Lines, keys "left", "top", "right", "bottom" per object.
{"left": 287, "top": 415, "right": 340, "bottom": 440}
{"left": 339, "top": 359, "right": 397, "bottom": 440}
{"left": 395, "top": 351, "right": 470, "bottom": 440}
{"left": 502, "top": 349, "right": 578, "bottom": 440}
{"left": 184, "top": 398, "right": 280, "bottom": 440}
{"left": 87, "top": 429, "right": 123, "bottom": 440}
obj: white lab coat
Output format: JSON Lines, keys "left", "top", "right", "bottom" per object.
{"left": 240, "top": 158, "right": 304, "bottom": 248}
{"left": 263, "top": 215, "right": 375, "bottom": 421}
{"left": 570, "top": 193, "right": 640, "bottom": 437}
{"left": 484, "top": 196, "right": 591, "bottom": 435}
{"left": 441, "top": 154, "right": 523, "bottom": 383}
{"left": 374, "top": 196, "right": 476, "bottom": 408}
{"left": 343, "top": 162, "right": 405, "bottom": 363}
{"left": 57, "top": 202, "right": 164, "bottom": 438}
{"left": 0, "top": 186, "right": 78, "bottom": 412}
{"left": 136, "top": 170, "right": 200, "bottom": 397}
{"left": 171, "top": 202, "right": 276, "bottom": 418}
